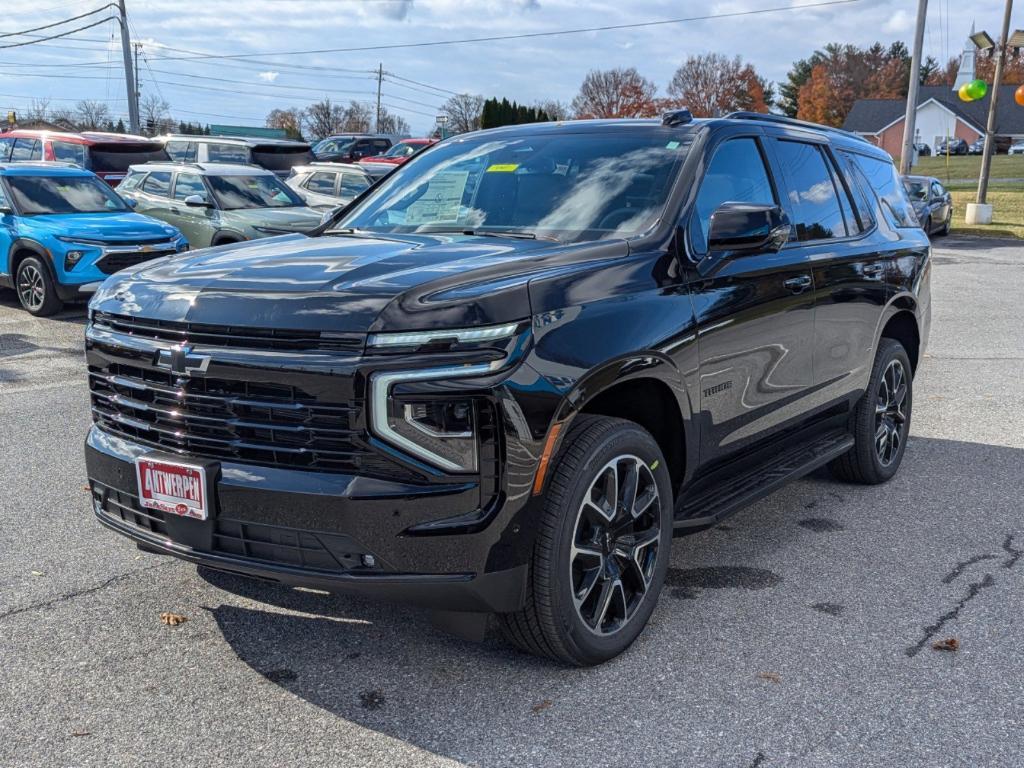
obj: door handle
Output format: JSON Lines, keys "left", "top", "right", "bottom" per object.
{"left": 169, "top": 207, "right": 181, "bottom": 214}
{"left": 783, "top": 275, "right": 812, "bottom": 293}
{"left": 863, "top": 263, "right": 884, "bottom": 279}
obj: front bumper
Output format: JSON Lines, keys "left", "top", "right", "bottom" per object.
{"left": 85, "top": 426, "right": 528, "bottom": 613}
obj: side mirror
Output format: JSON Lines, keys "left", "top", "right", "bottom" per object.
{"left": 184, "top": 194, "right": 210, "bottom": 208}
{"left": 0, "top": 204, "right": 12, "bottom": 215}
{"left": 708, "top": 202, "right": 790, "bottom": 255}
{"left": 123, "top": 197, "right": 138, "bottom": 209}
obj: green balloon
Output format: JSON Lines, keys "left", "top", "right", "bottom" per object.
{"left": 967, "top": 79, "right": 988, "bottom": 100}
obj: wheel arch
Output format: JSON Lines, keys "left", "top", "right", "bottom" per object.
{"left": 556, "top": 356, "right": 694, "bottom": 494}
{"left": 877, "top": 300, "right": 921, "bottom": 374}
{"left": 8, "top": 239, "right": 55, "bottom": 283}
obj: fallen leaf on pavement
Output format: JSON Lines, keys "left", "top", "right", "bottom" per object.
{"left": 82, "top": 484, "right": 91, "bottom": 492}
{"left": 30, "top": 570, "right": 44, "bottom": 577}
{"left": 71, "top": 731, "right": 90, "bottom": 737}
{"left": 160, "top": 612, "right": 188, "bottom": 626}
{"left": 758, "top": 672, "right": 782, "bottom": 684}
{"left": 932, "top": 637, "right": 960, "bottom": 652}
{"left": 531, "top": 699, "right": 553, "bottom": 714}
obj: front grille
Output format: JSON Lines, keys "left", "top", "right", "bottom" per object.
{"left": 97, "top": 249, "right": 177, "bottom": 274}
{"left": 92, "top": 311, "right": 364, "bottom": 353}
{"left": 92, "top": 481, "right": 378, "bottom": 573}
{"left": 89, "top": 361, "right": 409, "bottom": 477}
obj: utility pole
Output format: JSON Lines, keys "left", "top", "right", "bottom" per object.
{"left": 977, "top": 0, "right": 1014, "bottom": 206}
{"left": 375, "top": 63, "right": 383, "bottom": 133}
{"left": 116, "top": 0, "right": 139, "bottom": 134}
{"left": 134, "top": 42, "right": 142, "bottom": 131}
{"left": 899, "top": 0, "right": 928, "bottom": 175}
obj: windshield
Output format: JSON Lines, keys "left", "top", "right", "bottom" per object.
{"left": 313, "top": 137, "right": 356, "bottom": 156}
{"left": 902, "top": 179, "right": 927, "bottom": 200}
{"left": 7, "top": 174, "right": 129, "bottom": 215}
{"left": 338, "top": 131, "right": 688, "bottom": 242}
{"left": 207, "top": 174, "right": 305, "bottom": 210}
{"left": 382, "top": 142, "right": 419, "bottom": 159}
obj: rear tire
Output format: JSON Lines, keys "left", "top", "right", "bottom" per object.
{"left": 15, "top": 256, "right": 63, "bottom": 317}
{"left": 830, "top": 338, "right": 913, "bottom": 485}
{"left": 497, "top": 415, "right": 673, "bottom": 666}
{"left": 938, "top": 211, "right": 952, "bottom": 236}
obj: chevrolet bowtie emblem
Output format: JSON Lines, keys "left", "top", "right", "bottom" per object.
{"left": 155, "top": 345, "right": 210, "bottom": 377}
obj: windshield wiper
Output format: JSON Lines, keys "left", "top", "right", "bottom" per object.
{"left": 425, "top": 228, "right": 538, "bottom": 240}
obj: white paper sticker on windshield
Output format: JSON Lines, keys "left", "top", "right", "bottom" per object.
{"left": 405, "top": 171, "right": 470, "bottom": 225}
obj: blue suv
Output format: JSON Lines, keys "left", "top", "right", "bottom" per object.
{"left": 0, "top": 163, "right": 187, "bottom": 315}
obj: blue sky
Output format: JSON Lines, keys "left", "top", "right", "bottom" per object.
{"left": 0, "top": 0, "right": 1011, "bottom": 135}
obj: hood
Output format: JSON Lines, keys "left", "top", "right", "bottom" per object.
{"left": 89, "top": 231, "right": 624, "bottom": 333}
{"left": 30, "top": 212, "right": 180, "bottom": 242}
{"left": 226, "top": 206, "right": 323, "bottom": 232}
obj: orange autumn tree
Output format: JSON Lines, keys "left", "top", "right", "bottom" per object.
{"left": 570, "top": 68, "right": 660, "bottom": 118}
{"left": 665, "top": 53, "right": 772, "bottom": 117}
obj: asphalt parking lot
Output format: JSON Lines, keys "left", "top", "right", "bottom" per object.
{"left": 1, "top": 236, "right": 1022, "bottom": 768}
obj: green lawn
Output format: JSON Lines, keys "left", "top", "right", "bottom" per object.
{"left": 949, "top": 188, "right": 1024, "bottom": 239}
{"left": 905, "top": 154, "right": 1024, "bottom": 183}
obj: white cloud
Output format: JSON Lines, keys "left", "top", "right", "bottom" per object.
{"left": 258, "top": 71, "right": 280, "bottom": 82}
{"left": 883, "top": 9, "right": 914, "bottom": 35}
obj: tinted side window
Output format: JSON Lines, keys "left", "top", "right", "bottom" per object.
{"left": 52, "top": 141, "right": 87, "bottom": 166}
{"left": 305, "top": 172, "right": 337, "bottom": 194}
{"left": 166, "top": 141, "right": 196, "bottom": 162}
{"left": 690, "top": 137, "right": 776, "bottom": 254}
{"left": 847, "top": 152, "right": 917, "bottom": 228}
{"left": 206, "top": 143, "right": 249, "bottom": 164}
{"left": 774, "top": 140, "right": 847, "bottom": 241}
{"left": 834, "top": 151, "right": 876, "bottom": 231}
{"left": 0, "top": 137, "right": 13, "bottom": 161}
{"left": 931, "top": 181, "right": 945, "bottom": 198}
{"left": 11, "top": 139, "right": 41, "bottom": 161}
{"left": 141, "top": 171, "right": 172, "bottom": 196}
{"left": 173, "top": 173, "right": 206, "bottom": 201}
{"left": 372, "top": 140, "right": 390, "bottom": 153}
{"left": 340, "top": 171, "right": 370, "bottom": 197}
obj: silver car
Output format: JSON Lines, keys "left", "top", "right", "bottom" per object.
{"left": 286, "top": 162, "right": 372, "bottom": 210}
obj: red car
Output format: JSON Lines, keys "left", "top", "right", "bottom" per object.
{"left": 357, "top": 138, "right": 438, "bottom": 179}
{"left": 0, "top": 130, "right": 168, "bottom": 187}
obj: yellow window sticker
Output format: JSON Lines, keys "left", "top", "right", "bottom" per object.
{"left": 486, "top": 163, "right": 519, "bottom": 173}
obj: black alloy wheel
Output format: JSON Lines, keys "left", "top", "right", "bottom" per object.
{"left": 830, "top": 338, "right": 913, "bottom": 484}
{"left": 498, "top": 415, "right": 673, "bottom": 665}
{"left": 570, "top": 455, "right": 661, "bottom": 635}
{"left": 874, "top": 358, "right": 908, "bottom": 467}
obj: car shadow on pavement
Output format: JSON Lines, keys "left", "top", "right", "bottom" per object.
{"left": 196, "top": 435, "right": 1024, "bottom": 765}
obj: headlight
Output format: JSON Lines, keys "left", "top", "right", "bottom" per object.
{"left": 370, "top": 362, "right": 497, "bottom": 473}
{"left": 368, "top": 322, "right": 520, "bottom": 350}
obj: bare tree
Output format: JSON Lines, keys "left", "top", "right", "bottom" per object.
{"left": 570, "top": 68, "right": 658, "bottom": 119}
{"left": 140, "top": 93, "right": 173, "bottom": 135}
{"left": 50, "top": 107, "right": 76, "bottom": 130}
{"left": 666, "top": 53, "right": 771, "bottom": 117}
{"left": 24, "top": 98, "right": 51, "bottom": 123}
{"left": 343, "top": 100, "right": 374, "bottom": 133}
{"left": 266, "top": 107, "right": 305, "bottom": 139}
{"left": 305, "top": 98, "right": 346, "bottom": 139}
{"left": 534, "top": 99, "right": 570, "bottom": 121}
{"left": 441, "top": 93, "right": 484, "bottom": 134}
{"left": 75, "top": 100, "right": 111, "bottom": 130}
{"left": 377, "top": 107, "right": 410, "bottom": 135}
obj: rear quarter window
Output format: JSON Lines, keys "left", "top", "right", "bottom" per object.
{"left": 844, "top": 151, "right": 918, "bottom": 228}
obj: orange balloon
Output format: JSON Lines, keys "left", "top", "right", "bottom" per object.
{"left": 1016, "top": 84, "right": 1024, "bottom": 107}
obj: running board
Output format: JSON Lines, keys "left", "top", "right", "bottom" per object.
{"left": 674, "top": 431, "right": 854, "bottom": 533}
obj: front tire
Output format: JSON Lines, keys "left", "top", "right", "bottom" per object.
{"left": 16, "top": 256, "right": 63, "bottom": 316}
{"left": 498, "top": 415, "right": 673, "bottom": 666}
{"left": 830, "top": 338, "right": 913, "bottom": 484}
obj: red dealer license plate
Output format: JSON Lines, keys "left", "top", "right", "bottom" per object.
{"left": 134, "top": 457, "right": 209, "bottom": 520}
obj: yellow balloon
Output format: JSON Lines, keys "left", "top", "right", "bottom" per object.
{"left": 959, "top": 83, "right": 974, "bottom": 102}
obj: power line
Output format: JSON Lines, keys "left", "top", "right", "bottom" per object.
{"left": 0, "top": 4, "right": 114, "bottom": 39}
{"left": 149, "top": 0, "right": 863, "bottom": 61}
{"left": 0, "top": 15, "right": 117, "bottom": 50}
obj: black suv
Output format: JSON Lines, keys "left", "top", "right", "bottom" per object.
{"left": 84, "top": 112, "right": 930, "bottom": 665}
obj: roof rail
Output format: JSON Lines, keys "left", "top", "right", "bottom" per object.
{"left": 724, "top": 111, "right": 870, "bottom": 144}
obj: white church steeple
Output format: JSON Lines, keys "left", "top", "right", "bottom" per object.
{"left": 953, "top": 23, "right": 978, "bottom": 91}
